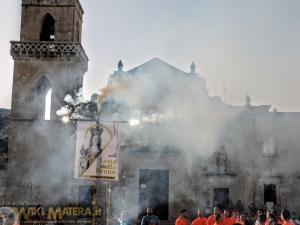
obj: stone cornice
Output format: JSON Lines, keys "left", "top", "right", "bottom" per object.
{"left": 22, "top": 0, "right": 84, "bottom": 15}
{"left": 205, "top": 171, "right": 237, "bottom": 177}
{"left": 11, "top": 41, "right": 88, "bottom": 73}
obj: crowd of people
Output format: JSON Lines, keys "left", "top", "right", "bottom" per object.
{"left": 141, "top": 207, "right": 300, "bottom": 225}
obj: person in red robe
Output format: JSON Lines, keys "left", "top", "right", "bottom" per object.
{"left": 230, "top": 209, "right": 239, "bottom": 225}
{"left": 176, "top": 209, "right": 190, "bottom": 225}
{"left": 192, "top": 210, "right": 207, "bottom": 225}
{"left": 222, "top": 209, "right": 232, "bottom": 225}
{"left": 281, "top": 210, "right": 295, "bottom": 225}
{"left": 207, "top": 207, "right": 221, "bottom": 225}
{"left": 213, "top": 214, "right": 224, "bottom": 225}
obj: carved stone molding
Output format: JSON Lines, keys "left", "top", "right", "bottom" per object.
{"left": 11, "top": 41, "right": 88, "bottom": 72}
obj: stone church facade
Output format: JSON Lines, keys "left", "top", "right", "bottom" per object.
{"left": 0, "top": 0, "right": 300, "bottom": 224}
{"left": 105, "top": 58, "right": 300, "bottom": 222}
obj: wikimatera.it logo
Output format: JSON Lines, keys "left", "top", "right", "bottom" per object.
{"left": 0, "top": 206, "right": 103, "bottom": 222}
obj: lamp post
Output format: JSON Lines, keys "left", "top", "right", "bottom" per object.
{"left": 59, "top": 89, "right": 141, "bottom": 225}
{"left": 62, "top": 92, "right": 103, "bottom": 225}
{"left": 91, "top": 93, "right": 104, "bottom": 225}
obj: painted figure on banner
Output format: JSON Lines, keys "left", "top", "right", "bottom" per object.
{"left": 75, "top": 121, "right": 119, "bottom": 181}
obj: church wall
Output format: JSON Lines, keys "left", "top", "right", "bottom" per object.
{"left": 113, "top": 148, "right": 190, "bottom": 222}
{"left": 6, "top": 120, "right": 79, "bottom": 204}
{"left": 112, "top": 109, "right": 300, "bottom": 221}
{"left": 10, "top": 60, "right": 83, "bottom": 120}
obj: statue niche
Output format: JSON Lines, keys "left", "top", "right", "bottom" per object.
{"left": 213, "top": 145, "right": 228, "bottom": 173}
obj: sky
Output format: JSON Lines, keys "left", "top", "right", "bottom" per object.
{"left": 1, "top": 0, "right": 300, "bottom": 111}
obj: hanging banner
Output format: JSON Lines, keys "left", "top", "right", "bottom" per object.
{"left": 75, "top": 121, "right": 119, "bottom": 181}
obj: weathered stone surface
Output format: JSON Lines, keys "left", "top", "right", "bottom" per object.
{"left": 5, "top": 0, "right": 89, "bottom": 209}
{"left": 0, "top": 109, "right": 10, "bottom": 199}
{"left": 0, "top": 109, "right": 10, "bottom": 151}
{"left": 21, "top": 0, "right": 83, "bottom": 42}
{"left": 106, "top": 58, "right": 300, "bottom": 220}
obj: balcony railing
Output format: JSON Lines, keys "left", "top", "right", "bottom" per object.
{"left": 11, "top": 41, "right": 88, "bottom": 71}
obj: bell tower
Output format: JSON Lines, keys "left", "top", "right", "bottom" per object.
{"left": 7, "top": 0, "right": 88, "bottom": 204}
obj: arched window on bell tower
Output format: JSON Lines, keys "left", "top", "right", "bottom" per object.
{"left": 40, "top": 14, "right": 55, "bottom": 41}
{"left": 36, "top": 76, "right": 52, "bottom": 120}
